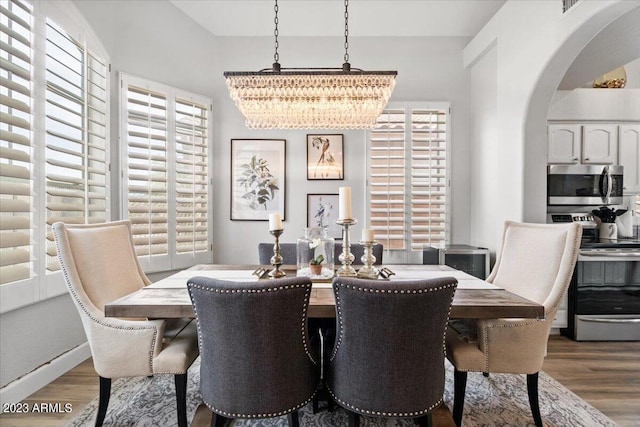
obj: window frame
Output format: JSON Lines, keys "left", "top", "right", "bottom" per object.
{"left": 119, "top": 73, "right": 213, "bottom": 274}
{"left": 0, "top": 0, "right": 110, "bottom": 314}
{"left": 366, "top": 102, "right": 451, "bottom": 264}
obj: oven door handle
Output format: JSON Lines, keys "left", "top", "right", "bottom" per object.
{"left": 579, "top": 316, "right": 640, "bottom": 324}
{"left": 579, "top": 251, "right": 640, "bottom": 258}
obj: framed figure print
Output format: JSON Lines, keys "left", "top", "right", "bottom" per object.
{"left": 307, "top": 134, "right": 344, "bottom": 180}
{"left": 307, "top": 194, "right": 341, "bottom": 239}
{"left": 231, "top": 139, "right": 286, "bottom": 221}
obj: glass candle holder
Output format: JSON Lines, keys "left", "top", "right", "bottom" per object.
{"left": 297, "top": 227, "right": 335, "bottom": 279}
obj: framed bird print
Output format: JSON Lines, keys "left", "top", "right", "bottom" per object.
{"left": 307, "top": 193, "right": 341, "bottom": 239}
{"left": 306, "top": 134, "right": 344, "bottom": 180}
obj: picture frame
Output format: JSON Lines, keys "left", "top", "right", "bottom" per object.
{"left": 306, "top": 134, "right": 344, "bottom": 180}
{"left": 230, "top": 139, "right": 286, "bottom": 221}
{"left": 307, "top": 193, "right": 341, "bottom": 239}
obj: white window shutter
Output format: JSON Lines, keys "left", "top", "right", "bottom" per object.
{"left": 368, "top": 109, "right": 406, "bottom": 250}
{"left": 44, "top": 18, "right": 108, "bottom": 272}
{"left": 410, "top": 109, "right": 448, "bottom": 249}
{"left": 121, "top": 75, "right": 211, "bottom": 272}
{"left": 1, "top": 0, "right": 33, "bottom": 285}
{"left": 368, "top": 105, "right": 449, "bottom": 254}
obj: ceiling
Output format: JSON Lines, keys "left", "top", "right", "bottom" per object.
{"left": 169, "top": 0, "right": 507, "bottom": 38}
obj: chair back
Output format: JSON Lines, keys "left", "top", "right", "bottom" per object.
{"left": 487, "top": 221, "right": 581, "bottom": 314}
{"left": 327, "top": 276, "right": 457, "bottom": 418}
{"left": 334, "top": 243, "right": 383, "bottom": 265}
{"left": 188, "top": 276, "right": 319, "bottom": 418}
{"left": 258, "top": 242, "right": 302, "bottom": 265}
{"left": 53, "top": 221, "right": 150, "bottom": 315}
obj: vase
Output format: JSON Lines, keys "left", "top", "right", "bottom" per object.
{"left": 297, "top": 227, "right": 335, "bottom": 279}
{"left": 599, "top": 222, "right": 617, "bottom": 242}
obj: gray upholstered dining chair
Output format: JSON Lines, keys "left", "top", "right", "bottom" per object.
{"left": 326, "top": 276, "right": 458, "bottom": 427}
{"left": 52, "top": 220, "right": 199, "bottom": 427}
{"left": 187, "top": 276, "right": 319, "bottom": 427}
{"left": 334, "top": 242, "right": 383, "bottom": 265}
{"left": 446, "top": 221, "right": 581, "bottom": 427}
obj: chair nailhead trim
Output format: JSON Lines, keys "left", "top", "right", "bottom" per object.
{"left": 53, "top": 227, "right": 158, "bottom": 374}
{"left": 202, "top": 385, "right": 319, "bottom": 419}
{"left": 330, "top": 281, "right": 457, "bottom": 362}
{"left": 325, "top": 384, "right": 442, "bottom": 417}
{"left": 188, "top": 282, "right": 316, "bottom": 363}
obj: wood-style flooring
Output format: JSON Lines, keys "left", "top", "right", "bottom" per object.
{"left": 1, "top": 336, "right": 639, "bottom": 426}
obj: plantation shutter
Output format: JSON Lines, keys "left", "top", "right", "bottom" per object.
{"left": 44, "top": 19, "right": 108, "bottom": 272}
{"left": 410, "top": 109, "right": 448, "bottom": 249}
{"left": 0, "top": 0, "right": 33, "bottom": 285}
{"left": 123, "top": 83, "right": 169, "bottom": 261}
{"left": 175, "top": 99, "right": 208, "bottom": 254}
{"left": 369, "top": 109, "right": 406, "bottom": 250}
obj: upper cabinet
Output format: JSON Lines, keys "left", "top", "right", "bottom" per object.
{"left": 549, "top": 123, "right": 618, "bottom": 164}
{"left": 582, "top": 124, "right": 618, "bottom": 164}
{"left": 548, "top": 122, "right": 640, "bottom": 195}
{"left": 548, "top": 124, "right": 581, "bottom": 164}
{"left": 619, "top": 124, "right": 640, "bottom": 194}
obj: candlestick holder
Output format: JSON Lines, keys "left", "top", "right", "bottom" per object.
{"left": 268, "top": 229, "right": 286, "bottom": 279}
{"left": 356, "top": 240, "right": 379, "bottom": 279}
{"left": 336, "top": 218, "right": 358, "bottom": 277}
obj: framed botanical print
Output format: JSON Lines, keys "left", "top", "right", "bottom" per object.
{"left": 307, "top": 193, "right": 341, "bottom": 239}
{"left": 231, "top": 139, "right": 286, "bottom": 221}
{"left": 306, "top": 134, "right": 344, "bottom": 180}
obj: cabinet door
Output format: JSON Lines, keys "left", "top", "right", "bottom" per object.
{"left": 582, "top": 124, "right": 618, "bottom": 164}
{"left": 548, "top": 124, "right": 580, "bottom": 164}
{"left": 619, "top": 124, "right": 640, "bottom": 194}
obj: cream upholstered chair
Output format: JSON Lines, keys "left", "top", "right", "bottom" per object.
{"left": 53, "top": 220, "right": 199, "bottom": 427}
{"left": 445, "top": 221, "right": 581, "bottom": 427}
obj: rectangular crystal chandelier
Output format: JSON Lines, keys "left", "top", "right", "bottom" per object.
{"left": 224, "top": 0, "right": 397, "bottom": 130}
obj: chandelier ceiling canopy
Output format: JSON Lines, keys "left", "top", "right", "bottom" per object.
{"left": 224, "top": 0, "right": 397, "bottom": 130}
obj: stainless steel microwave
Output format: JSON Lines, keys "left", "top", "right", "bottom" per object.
{"left": 547, "top": 165, "right": 624, "bottom": 206}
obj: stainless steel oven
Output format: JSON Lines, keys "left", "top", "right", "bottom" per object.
{"left": 547, "top": 165, "right": 624, "bottom": 206}
{"left": 548, "top": 211, "right": 640, "bottom": 341}
{"left": 569, "top": 248, "right": 640, "bottom": 341}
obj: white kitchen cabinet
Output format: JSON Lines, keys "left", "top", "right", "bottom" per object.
{"left": 548, "top": 124, "right": 581, "bottom": 164}
{"left": 619, "top": 124, "right": 640, "bottom": 194}
{"left": 582, "top": 124, "right": 618, "bottom": 164}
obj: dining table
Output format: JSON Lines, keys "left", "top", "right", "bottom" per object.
{"left": 105, "top": 264, "right": 545, "bottom": 320}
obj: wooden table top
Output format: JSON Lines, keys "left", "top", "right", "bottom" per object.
{"left": 105, "top": 264, "right": 544, "bottom": 320}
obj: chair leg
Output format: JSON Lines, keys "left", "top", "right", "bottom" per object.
{"left": 416, "top": 413, "right": 433, "bottom": 427}
{"left": 348, "top": 410, "right": 360, "bottom": 427}
{"left": 95, "top": 376, "right": 111, "bottom": 427}
{"left": 287, "top": 410, "right": 300, "bottom": 427}
{"left": 211, "top": 413, "right": 230, "bottom": 427}
{"left": 452, "top": 369, "right": 467, "bottom": 427}
{"left": 175, "top": 373, "right": 188, "bottom": 427}
{"left": 527, "top": 372, "right": 543, "bottom": 427}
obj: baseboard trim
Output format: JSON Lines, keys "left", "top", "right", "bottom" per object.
{"left": 0, "top": 342, "right": 91, "bottom": 406}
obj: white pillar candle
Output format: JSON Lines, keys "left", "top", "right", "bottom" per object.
{"left": 362, "top": 228, "right": 374, "bottom": 242}
{"left": 338, "top": 187, "right": 352, "bottom": 220}
{"left": 268, "top": 212, "right": 282, "bottom": 230}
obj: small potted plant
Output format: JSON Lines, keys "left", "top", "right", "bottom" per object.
{"left": 309, "top": 254, "right": 325, "bottom": 275}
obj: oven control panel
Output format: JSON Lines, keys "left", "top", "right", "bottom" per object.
{"left": 548, "top": 213, "right": 597, "bottom": 228}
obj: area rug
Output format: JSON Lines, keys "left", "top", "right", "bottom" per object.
{"left": 66, "top": 359, "right": 618, "bottom": 427}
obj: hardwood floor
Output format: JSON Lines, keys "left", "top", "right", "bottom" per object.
{"left": 1, "top": 336, "right": 638, "bottom": 426}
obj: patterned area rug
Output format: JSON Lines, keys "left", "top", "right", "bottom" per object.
{"left": 66, "top": 359, "right": 618, "bottom": 427}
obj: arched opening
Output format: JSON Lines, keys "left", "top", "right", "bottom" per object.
{"left": 523, "top": 5, "right": 640, "bottom": 223}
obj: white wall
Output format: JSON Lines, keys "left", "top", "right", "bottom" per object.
{"left": 469, "top": 45, "right": 500, "bottom": 251}
{"left": 465, "top": 0, "right": 640, "bottom": 252}
{"left": 74, "top": 0, "right": 474, "bottom": 266}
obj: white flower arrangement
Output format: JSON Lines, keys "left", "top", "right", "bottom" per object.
{"left": 308, "top": 238, "right": 322, "bottom": 249}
